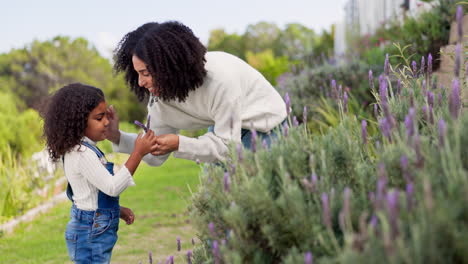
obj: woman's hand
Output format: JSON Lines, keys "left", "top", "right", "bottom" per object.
{"left": 151, "top": 134, "right": 179, "bottom": 156}
{"left": 106, "top": 105, "right": 121, "bottom": 144}
{"left": 120, "top": 206, "right": 135, "bottom": 225}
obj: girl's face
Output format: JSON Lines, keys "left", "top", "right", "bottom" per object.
{"left": 84, "top": 101, "right": 109, "bottom": 142}
{"left": 132, "top": 55, "right": 160, "bottom": 96}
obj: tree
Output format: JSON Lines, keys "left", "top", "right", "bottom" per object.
{"left": 243, "top": 22, "right": 281, "bottom": 54}
{"left": 274, "top": 23, "right": 316, "bottom": 60}
{"left": 207, "top": 29, "right": 246, "bottom": 59}
{"left": 246, "top": 49, "right": 290, "bottom": 85}
{"left": 0, "top": 36, "right": 146, "bottom": 121}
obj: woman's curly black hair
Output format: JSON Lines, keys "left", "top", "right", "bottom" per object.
{"left": 42, "top": 83, "right": 105, "bottom": 161}
{"left": 114, "top": 21, "right": 207, "bottom": 102}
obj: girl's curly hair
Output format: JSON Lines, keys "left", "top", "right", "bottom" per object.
{"left": 114, "top": 21, "right": 207, "bottom": 102}
{"left": 42, "top": 83, "right": 105, "bottom": 161}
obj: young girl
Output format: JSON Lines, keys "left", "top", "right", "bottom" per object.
{"left": 43, "top": 83, "right": 157, "bottom": 263}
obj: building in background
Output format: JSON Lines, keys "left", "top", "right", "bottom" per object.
{"left": 334, "top": 0, "right": 433, "bottom": 58}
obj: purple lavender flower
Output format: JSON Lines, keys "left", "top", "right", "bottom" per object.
{"left": 236, "top": 143, "right": 243, "bottom": 162}
{"left": 361, "top": 120, "right": 367, "bottom": 144}
{"left": 283, "top": 122, "right": 289, "bottom": 137}
{"left": 149, "top": 251, "right": 153, "bottom": 264}
{"left": 187, "top": 251, "right": 193, "bottom": 264}
{"left": 374, "top": 104, "right": 379, "bottom": 118}
{"left": 251, "top": 129, "right": 257, "bottom": 153}
{"left": 412, "top": 61, "right": 418, "bottom": 77}
{"left": 177, "top": 236, "right": 181, "bottom": 251}
{"left": 305, "top": 252, "right": 313, "bottom": 264}
{"left": 381, "top": 97, "right": 394, "bottom": 129}
{"left": 293, "top": 116, "right": 299, "bottom": 127}
{"left": 343, "top": 91, "right": 348, "bottom": 113}
{"left": 209, "top": 222, "right": 215, "bottom": 237}
{"left": 449, "top": 79, "right": 461, "bottom": 118}
{"left": 169, "top": 256, "right": 174, "bottom": 264}
{"left": 384, "top": 54, "right": 390, "bottom": 76}
{"left": 428, "top": 53, "right": 433, "bottom": 77}
{"left": 379, "top": 75, "right": 386, "bottom": 100}
{"left": 406, "top": 182, "right": 414, "bottom": 211}
{"left": 338, "top": 85, "right": 343, "bottom": 99}
{"left": 311, "top": 173, "right": 318, "bottom": 187}
{"left": 379, "top": 118, "right": 391, "bottom": 139}
{"left": 224, "top": 171, "right": 230, "bottom": 192}
{"left": 429, "top": 105, "right": 434, "bottom": 124}
{"left": 262, "top": 139, "right": 268, "bottom": 149}
{"left": 438, "top": 92, "right": 443, "bottom": 107}
{"left": 404, "top": 108, "right": 415, "bottom": 138}
{"left": 400, "top": 155, "right": 411, "bottom": 183}
{"left": 427, "top": 91, "right": 434, "bottom": 108}
{"left": 321, "top": 192, "right": 332, "bottom": 228}
{"left": 213, "top": 240, "right": 220, "bottom": 264}
{"left": 369, "top": 70, "right": 375, "bottom": 90}
{"left": 303, "top": 106, "right": 308, "bottom": 124}
{"left": 438, "top": 118, "right": 446, "bottom": 147}
{"left": 400, "top": 155, "right": 408, "bottom": 170}
{"left": 421, "top": 55, "right": 425, "bottom": 75}
{"left": 369, "top": 214, "right": 378, "bottom": 227}
{"left": 377, "top": 163, "right": 388, "bottom": 205}
{"left": 134, "top": 120, "right": 148, "bottom": 132}
{"left": 422, "top": 105, "right": 428, "bottom": 121}
{"left": 455, "top": 43, "right": 461, "bottom": 77}
{"left": 457, "top": 5, "right": 463, "bottom": 43}
{"left": 386, "top": 190, "right": 400, "bottom": 238}
{"left": 414, "top": 134, "right": 424, "bottom": 168}
{"left": 396, "top": 79, "right": 402, "bottom": 95}
{"left": 285, "top": 93, "right": 291, "bottom": 115}
{"left": 422, "top": 79, "right": 427, "bottom": 94}
{"left": 331, "top": 79, "right": 337, "bottom": 98}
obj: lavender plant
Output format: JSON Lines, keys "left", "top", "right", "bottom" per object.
{"left": 189, "top": 7, "right": 467, "bottom": 264}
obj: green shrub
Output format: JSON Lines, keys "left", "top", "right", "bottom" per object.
{"left": 189, "top": 45, "right": 467, "bottom": 263}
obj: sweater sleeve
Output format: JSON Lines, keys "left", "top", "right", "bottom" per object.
{"left": 173, "top": 97, "right": 242, "bottom": 163}
{"left": 78, "top": 147, "right": 135, "bottom": 197}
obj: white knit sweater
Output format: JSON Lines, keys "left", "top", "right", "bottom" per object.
{"left": 114, "top": 51, "right": 287, "bottom": 165}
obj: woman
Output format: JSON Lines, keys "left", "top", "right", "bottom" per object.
{"left": 107, "top": 21, "right": 286, "bottom": 166}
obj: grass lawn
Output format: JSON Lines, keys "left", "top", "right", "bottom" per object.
{"left": 0, "top": 156, "right": 201, "bottom": 264}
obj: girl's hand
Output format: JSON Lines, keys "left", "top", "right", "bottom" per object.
{"left": 134, "top": 130, "right": 158, "bottom": 157}
{"left": 120, "top": 206, "right": 135, "bottom": 225}
{"left": 151, "top": 134, "right": 179, "bottom": 156}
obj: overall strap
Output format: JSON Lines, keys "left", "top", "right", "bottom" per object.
{"left": 81, "top": 141, "right": 105, "bottom": 158}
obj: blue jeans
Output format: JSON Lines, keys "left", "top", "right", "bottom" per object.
{"left": 208, "top": 123, "right": 283, "bottom": 151}
{"left": 65, "top": 206, "right": 120, "bottom": 264}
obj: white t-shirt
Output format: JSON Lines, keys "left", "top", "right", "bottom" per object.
{"left": 64, "top": 137, "right": 135, "bottom": 210}
{"left": 114, "top": 51, "right": 287, "bottom": 165}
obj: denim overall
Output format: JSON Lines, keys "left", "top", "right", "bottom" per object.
{"left": 64, "top": 141, "right": 120, "bottom": 264}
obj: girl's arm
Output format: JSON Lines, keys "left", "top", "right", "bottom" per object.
{"left": 124, "top": 130, "right": 158, "bottom": 174}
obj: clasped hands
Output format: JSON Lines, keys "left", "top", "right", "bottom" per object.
{"left": 106, "top": 105, "right": 178, "bottom": 156}
{"left": 145, "top": 132, "right": 179, "bottom": 156}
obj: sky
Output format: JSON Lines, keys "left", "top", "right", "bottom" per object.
{"left": 1, "top": 0, "right": 347, "bottom": 59}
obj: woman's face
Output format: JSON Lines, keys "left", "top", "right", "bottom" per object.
{"left": 132, "top": 55, "right": 160, "bottom": 96}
